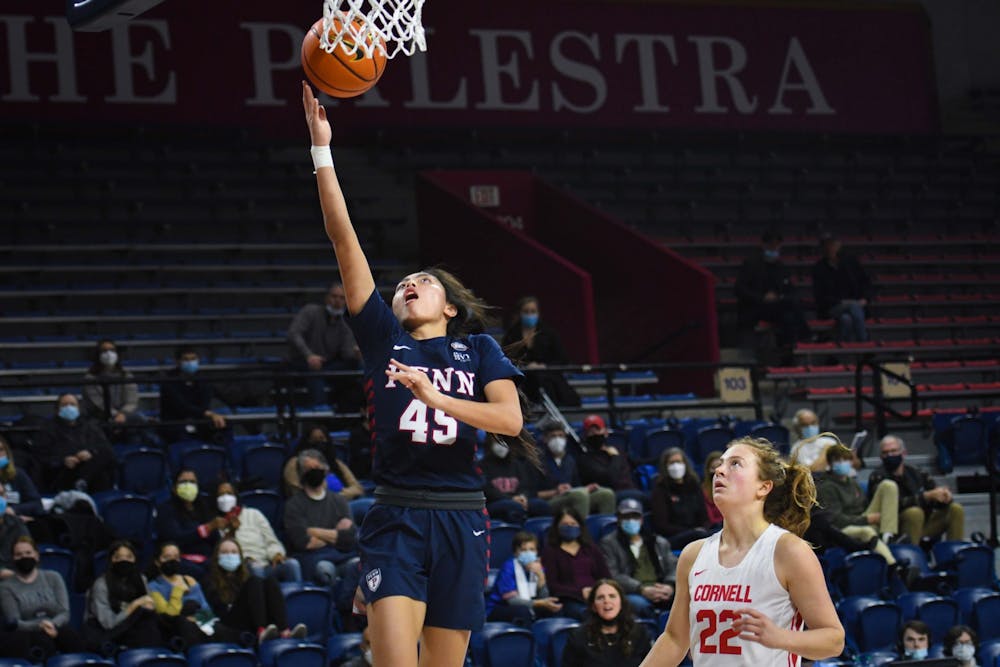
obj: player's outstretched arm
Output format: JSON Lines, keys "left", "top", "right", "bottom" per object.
{"left": 302, "top": 81, "right": 375, "bottom": 315}
{"left": 639, "top": 540, "right": 699, "bottom": 666}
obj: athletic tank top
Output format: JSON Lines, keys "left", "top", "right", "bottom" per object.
{"left": 688, "top": 524, "right": 803, "bottom": 667}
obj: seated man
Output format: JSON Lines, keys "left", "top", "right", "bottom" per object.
{"left": 283, "top": 449, "right": 357, "bottom": 586}
{"left": 534, "top": 416, "right": 614, "bottom": 517}
{"left": 598, "top": 498, "right": 676, "bottom": 618}
{"left": 812, "top": 233, "right": 872, "bottom": 343}
{"left": 33, "top": 394, "right": 114, "bottom": 493}
{"left": 159, "top": 347, "right": 228, "bottom": 444}
{"left": 576, "top": 414, "right": 642, "bottom": 504}
{"left": 868, "top": 435, "right": 964, "bottom": 546}
{"left": 481, "top": 434, "right": 550, "bottom": 524}
{"left": 896, "top": 620, "right": 931, "bottom": 662}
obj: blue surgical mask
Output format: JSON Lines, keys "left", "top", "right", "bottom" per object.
{"left": 180, "top": 360, "right": 199, "bottom": 375}
{"left": 218, "top": 553, "right": 242, "bottom": 572}
{"left": 58, "top": 405, "right": 79, "bottom": 422}
{"left": 516, "top": 550, "right": 537, "bottom": 566}
{"left": 763, "top": 249, "right": 780, "bottom": 261}
{"left": 521, "top": 314, "right": 539, "bottom": 328}
{"left": 0, "top": 456, "right": 8, "bottom": 469}
{"left": 620, "top": 519, "right": 642, "bottom": 536}
{"left": 831, "top": 461, "right": 853, "bottom": 477}
{"left": 0, "top": 496, "right": 7, "bottom": 515}
{"left": 906, "top": 649, "right": 928, "bottom": 661}
{"left": 801, "top": 424, "right": 820, "bottom": 439}
{"left": 558, "top": 525, "right": 581, "bottom": 542}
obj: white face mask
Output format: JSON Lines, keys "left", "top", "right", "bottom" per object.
{"left": 953, "top": 644, "right": 975, "bottom": 662}
{"left": 363, "top": 648, "right": 373, "bottom": 665}
{"left": 491, "top": 442, "right": 509, "bottom": 459}
{"left": 100, "top": 350, "right": 118, "bottom": 367}
{"left": 216, "top": 494, "right": 237, "bottom": 513}
{"left": 547, "top": 436, "right": 566, "bottom": 456}
{"left": 667, "top": 462, "right": 686, "bottom": 480}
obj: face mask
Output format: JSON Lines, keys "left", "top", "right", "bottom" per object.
{"left": 218, "top": 553, "right": 242, "bottom": 572}
{"left": 547, "top": 436, "right": 566, "bottom": 456}
{"left": 176, "top": 481, "right": 199, "bottom": 502}
{"left": 882, "top": 454, "right": 903, "bottom": 472}
{"left": 363, "top": 649, "right": 373, "bottom": 666}
{"left": 0, "top": 456, "right": 8, "bottom": 469}
{"left": 586, "top": 434, "right": 606, "bottom": 449}
{"left": 763, "top": 249, "right": 780, "bottom": 261}
{"left": 620, "top": 519, "right": 642, "bottom": 536}
{"left": 100, "top": 350, "right": 118, "bottom": 367}
{"left": 326, "top": 305, "right": 345, "bottom": 317}
{"left": 58, "top": 404, "right": 79, "bottom": 422}
{"left": 302, "top": 468, "right": 327, "bottom": 488}
{"left": 491, "top": 442, "right": 509, "bottom": 459}
{"left": 558, "top": 525, "right": 581, "bottom": 542}
{"left": 180, "top": 360, "right": 199, "bottom": 374}
{"left": 953, "top": 644, "right": 975, "bottom": 662}
{"left": 217, "top": 494, "right": 237, "bottom": 513}
{"left": 0, "top": 497, "right": 7, "bottom": 515}
{"left": 516, "top": 550, "right": 537, "bottom": 566}
{"left": 801, "top": 424, "right": 820, "bottom": 439}
{"left": 110, "top": 560, "right": 136, "bottom": 578}
{"left": 667, "top": 462, "right": 686, "bottom": 481}
{"left": 159, "top": 559, "right": 180, "bottom": 577}
{"left": 906, "top": 649, "right": 928, "bottom": 661}
{"left": 831, "top": 461, "right": 853, "bottom": 477}
{"left": 13, "top": 557, "right": 37, "bottom": 576}
{"left": 521, "top": 313, "right": 539, "bottom": 328}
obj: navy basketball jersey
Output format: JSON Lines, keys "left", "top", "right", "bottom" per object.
{"left": 348, "top": 290, "right": 522, "bottom": 491}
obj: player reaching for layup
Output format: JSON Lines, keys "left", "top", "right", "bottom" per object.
{"left": 640, "top": 437, "right": 844, "bottom": 667}
{"left": 302, "top": 81, "right": 535, "bottom": 667}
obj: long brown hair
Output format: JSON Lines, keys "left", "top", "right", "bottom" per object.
{"left": 0, "top": 434, "right": 16, "bottom": 482}
{"left": 584, "top": 579, "right": 639, "bottom": 656}
{"left": 206, "top": 537, "right": 249, "bottom": 606}
{"left": 727, "top": 437, "right": 816, "bottom": 537}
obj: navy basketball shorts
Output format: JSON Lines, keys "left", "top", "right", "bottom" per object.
{"left": 358, "top": 503, "right": 489, "bottom": 630}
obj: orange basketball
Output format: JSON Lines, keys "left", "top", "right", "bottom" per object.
{"left": 301, "top": 17, "right": 387, "bottom": 99}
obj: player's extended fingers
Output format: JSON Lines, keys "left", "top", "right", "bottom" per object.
{"left": 302, "top": 81, "right": 314, "bottom": 114}
{"left": 388, "top": 357, "right": 413, "bottom": 372}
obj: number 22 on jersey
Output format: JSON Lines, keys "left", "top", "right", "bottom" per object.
{"left": 697, "top": 609, "right": 742, "bottom": 655}
{"left": 399, "top": 399, "right": 458, "bottom": 445}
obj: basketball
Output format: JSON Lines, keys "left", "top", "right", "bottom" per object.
{"left": 301, "top": 17, "right": 387, "bottom": 99}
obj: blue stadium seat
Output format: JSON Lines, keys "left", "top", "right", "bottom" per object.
{"left": 239, "top": 489, "right": 283, "bottom": 530}
{"left": 326, "top": 632, "right": 363, "bottom": 665}
{"left": 166, "top": 439, "right": 211, "bottom": 471}
{"left": 281, "top": 584, "right": 332, "bottom": 643}
{"left": 972, "top": 594, "right": 1000, "bottom": 641}
{"left": 932, "top": 540, "right": 975, "bottom": 570}
{"left": 99, "top": 494, "right": 156, "bottom": 547}
{"left": 857, "top": 651, "right": 898, "bottom": 667}
{"left": 889, "top": 544, "right": 952, "bottom": 593}
{"left": 481, "top": 623, "right": 534, "bottom": 667}
{"left": 115, "top": 648, "right": 187, "bottom": 667}
{"left": 915, "top": 597, "right": 959, "bottom": 644}
{"left": 532, "top": 617, "right": 580, "bottom": 667}
{"left": 840, "top": 551, "right": 888, "bottom": 597}
{"left": 934, "top": 415, "right": 987, "bottom": 473}
{"left": 692, "top": 426, "right": 734, "bottom": 466}
{"left": 349, "top": 497, "right": 375, "bottom": 526}
{"left": 0, "top": 659, "right": 33, "bottom": 667}
{"left": 953, "top": 587, "right": 995, "bottom": 624}
{"left": 118, "top": 447, "right": 169, "bottom": 495}
{"left": 978, "top": 638, "right": 1000, "bottom": 667}
{"left": 897, "top": 592, "right": 940, "bottom": 620}
{"left": 585, "top": 514, "right": 618, "bottom": 541}
{"left": 750, "top": 423, "right": 791, "bottom": 454}
{"left": 954, "top": 545, "right": 997, "bottom": 589}
{"left": 179, "top": 445, "right": 229, "bottom": 486}
{"left": 241, "top": 443, "right": 286, "bottom": 489}
{"left": 644, "top": 428, "right": 686, "bottom": 464}
{"left": 489, "top": 522, "right": 521, "bottom": 569}
{"left": 43, "top": 653, "right": 112, "bottom": 667}
{"left": 523, "top": 516, "right": 552, "bottom": 543}
{"left": 258, "top": 640, "right": 326, "bottom": 667}
{"left": 39, "top": 544, "right": 74, "bottom": 591}
{"left": 837, "top": 596, "right": 899, "bottom": 653}
{"left": 186, "top": 643, "right": 257, "bottom": 667}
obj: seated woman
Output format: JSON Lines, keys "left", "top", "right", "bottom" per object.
{"left": 82, "top": 339, "right": 145, "bottom": 442}
{"left": 486, "top": 531, "right": 562, "bottom": 625}
{"left": 213, "top": 481, "right": 301, "bottom": 582}
{"left": 282, "top": 426, "right": 363, "bottom": 500}
{"left": 84, "top": 539, "right": 163, "bottom": 652}
{"left": 541, "top": 507, "right": 611, "bottom": 620}
{"left": 156, "top": 469, "right": 234, "bottom": 574}
{"left": 146, "top": 541, "right": 214, "bottom": 649}
{"left": 200, "top": 537, "right": 307, "bottom": 644}
{"left": 500, "top": 296, "right": 580, "bottom": 406}
{"left": 561, "top": 578, "right": 652, "bottom": 667}
{"left": 0, "top": 536, "right": 86, "bottom": 660}
{"left": 649, "top": 448, "right": 712, "bottom": 549}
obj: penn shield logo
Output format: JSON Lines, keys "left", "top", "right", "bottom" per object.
{"left": 450, "top": 342, "right": 468, "bottom": 351}
{"left": 366, "top": 568, "right": 382, "bottom": 592}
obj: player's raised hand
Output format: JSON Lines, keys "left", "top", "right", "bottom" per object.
{"left": 732, "top": 608, "right": 785, "bottom": 649}
{"left": 387, "top": 358, "right": 442, "bottom": 407}
{"left": 302, "top": 81, "right": 332, "bottom": 146}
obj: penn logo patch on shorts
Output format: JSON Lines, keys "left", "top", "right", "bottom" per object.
{"left": 366, "top": 568, "right": 382, "bottom": 592}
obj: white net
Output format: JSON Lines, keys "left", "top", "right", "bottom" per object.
{"left": 320, "top": 0, "right": 426, "bottom": 59}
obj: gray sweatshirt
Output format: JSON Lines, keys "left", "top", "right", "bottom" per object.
{"left": 0, "top": 570, "right": 70, "bottom": 630}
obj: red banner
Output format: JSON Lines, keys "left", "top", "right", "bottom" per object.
{"left": 0, "top": 0, "right": 936, "bottom": 134}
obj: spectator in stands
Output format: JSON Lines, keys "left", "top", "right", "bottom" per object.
{"left": 347, "top": 412, "right": 373, "bottom": 480}
{"left": 146, "top": 541, "right": 212, "bottom": 649}
{"left": 33, "top": 393, "right": 114, "bottom": 493}
{"left": 0, "top": 480, "right": 31, "bottom": 581}
{"left": 535, "top": 416, "right": 615, "bottom": 517}
{"left": 0, "top": 536, "right": 86, "bottom": 659}
{"left": 283, "top": 449, "right": 357, "bottom": 586}
{"left": 200, "top": 536, "right": 307, "bottom": 644}
{"left": 815, "top": 444, "right": 902, "bottom": 564}
{"left": 897, "top": 620, "right": 931, "bottom": 662}
{"left": 701, "top": 451, "right": 723, "bottom": 528}
{"left": 213, "top": 481, "right": 301, "bottom": 582}
{"left": 83, "top": 539, "right": 163, "bottom": 651}
{"left": 734, "top": 229, "right": 811, "bottom": 353}
{"left": 501, "top": 296, "right": 580, "bottom": 406}
{"left": 156, "top": 469, "right": 233, "bottom": 570}
{"left": 159, "top": 346, "right": 228, "bottom": 444}
{"left": 0, "top": 434, "right": 43, "bottom": 521}
{"left": 287, "top": 282, "right": 362, "bottom": 408}
{"left": 598, "top": 498, "right": 676, "bottom": 619}
{"left": 282, "top": 426, "right": 364, "bottom": 500}
{"left": 82, "top": 339, "right": 143, "bottom": 440}
{"left": 485, "top": 530, "right": 562, "bottom": 625}
{"left": 870, "top": 435, "right": 965, "bottom": 546}
{"left": 482, "top": 433, "right": 549, "bottom": 524}
{"left": 789, "top": 409, "right": 830, "bottom": 471}
{"left": 541, "top": 506, "right": 612, "bottom": 620}
{"left": 649, "top": 448, "right": 711, "bottom": 549}
{"left": 942, "top": 625, "right": 978, "bottom": 667}
{"left": 577, "top": 415, "right": 641, "bottom": 503}
{"left": 812, "top": 233, "right": 872, "bottom": 343}
{"left": 561, "top": 578, "right": 653, "bottom": 667}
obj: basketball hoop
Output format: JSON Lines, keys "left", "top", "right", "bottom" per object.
{"left": 320, "top": 0, "right": 426, "bottom": 59}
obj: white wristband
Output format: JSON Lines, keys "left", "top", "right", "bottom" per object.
{"left": 310, "top": 145, "right": 333, "bottom": 173}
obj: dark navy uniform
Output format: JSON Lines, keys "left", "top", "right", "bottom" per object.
{"left": 348, "top": 290, "right": 521, "bottom": 630}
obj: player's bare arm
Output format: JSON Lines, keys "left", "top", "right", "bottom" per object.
{"left": 640, "top": 539, "right": 704, "bottom": 666}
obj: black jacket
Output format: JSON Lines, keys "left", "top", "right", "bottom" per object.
{"left": 812, "top": 253, "right": 873, "bottom": 319}
{"left": 867, "top": 464, "right": 939, "bottom": 512}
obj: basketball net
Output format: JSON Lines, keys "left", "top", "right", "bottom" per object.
{"left": 320, "top": 0, "right": 426, "bottom": 59}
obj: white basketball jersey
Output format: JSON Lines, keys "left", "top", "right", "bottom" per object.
{"left": 688, "top": 524, "right": 803, "bottom": 667}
